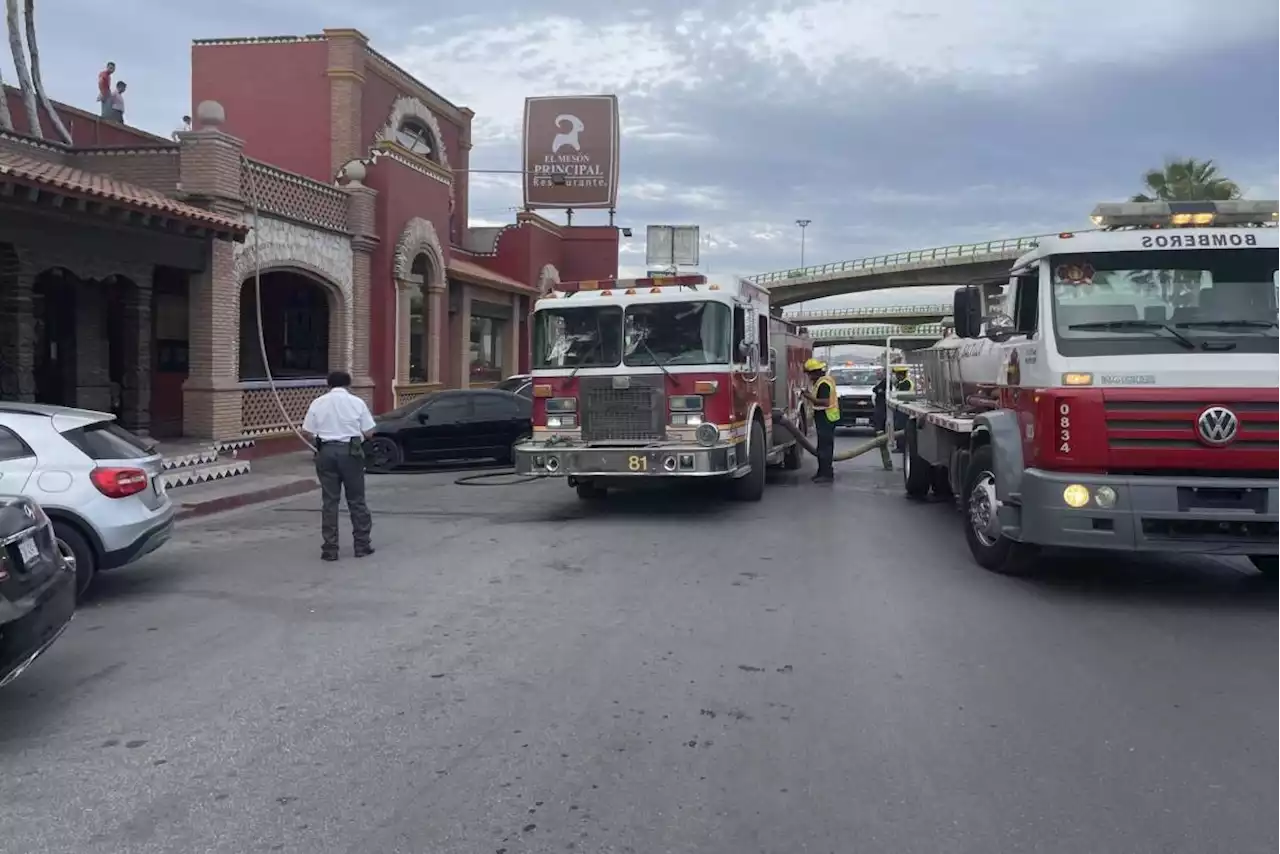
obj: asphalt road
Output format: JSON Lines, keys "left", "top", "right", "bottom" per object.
{"left": 1, "top": 434, "right": 1275, "bottom": 854}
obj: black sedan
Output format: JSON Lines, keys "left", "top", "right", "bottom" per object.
{"left": 1, "top": 494, "right": 76, "bottom": 687}
{"left": 366, "top": 389, "right": 532, "bottom": 471}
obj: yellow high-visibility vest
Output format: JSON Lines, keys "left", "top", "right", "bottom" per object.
{"left": 813, "top": 375, "right": 840, "bottom": 422}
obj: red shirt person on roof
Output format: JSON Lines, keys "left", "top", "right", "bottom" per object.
{"left": 97, "top": 61, "right": 115, "bottom": 117}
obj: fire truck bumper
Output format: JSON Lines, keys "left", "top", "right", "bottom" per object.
{"left": 1016, "top": 468, "right": 1279, "bottom": 555}
{"left": 514, "top": 443, "right": 741, "bottom": 477}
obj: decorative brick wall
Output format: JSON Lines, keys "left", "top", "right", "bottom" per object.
{"left": 241, "top": 159, "right": 349, "bottom": 231}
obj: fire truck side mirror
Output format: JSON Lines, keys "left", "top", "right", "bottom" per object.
{"left": 953, "top": 286, "right": 982, "bottom": 338}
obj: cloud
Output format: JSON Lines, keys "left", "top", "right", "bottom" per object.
{"left": 19, "top": 0, "right": 1277, "bottom": 311}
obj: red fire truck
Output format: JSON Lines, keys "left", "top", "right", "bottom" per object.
{"left": 513, "top": 274, "right": 814, "bottom": 500}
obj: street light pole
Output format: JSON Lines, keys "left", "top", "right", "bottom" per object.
{"left": 796, "top": 218, "right": 812, "bottom": 312}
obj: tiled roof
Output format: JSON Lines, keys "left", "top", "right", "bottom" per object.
{"left": 0, "top": 150, "right": 247, "bottom": 235}
{"left": 448, "top": 256, "right": 537, "bottom": 294}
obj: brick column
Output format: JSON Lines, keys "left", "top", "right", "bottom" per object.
{"left": 178, "top": 102, "right": 246, "bottom": 440}
{"left": 325, "top": 29, "right": 369, "bottom": 181}
{"left": 0, "top": 245, "right": 34, "bottom": 401}
{"left": 119, "top": 278, "right": 152, "bottom": 434}
{"left": 457, "top": 286, "right": 472, "bottom": 388}
{"left": 74, "top": 286, "right": 112, "bottom": 412}
{"left": 342, "top": 178, "right": 378, "bottom": 406}
{"left": 426, "top": 282, "right": 445, "bottom": 385}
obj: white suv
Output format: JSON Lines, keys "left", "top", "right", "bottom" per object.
{"left": 0, "top": 403, "right": 174, "bottom": 598}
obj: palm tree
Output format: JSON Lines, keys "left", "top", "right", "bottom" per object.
{"left": 1131, "top": 158, "right": 1242, "bottom": 202}
{"left": 24, "top": 0, "right": 70, "bottom": 143}
{"left": 5, "top": 0, "right": 40, "bottom": 139}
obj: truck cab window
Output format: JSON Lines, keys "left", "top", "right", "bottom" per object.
{"left": 1013, "top": 273, "right": 1039, "bottom": 334}
{"left": 733, "top": 306, "right": 746, "bottom": 357}
{"left": 757, "top": 314, "right": 770, "bottom": 363}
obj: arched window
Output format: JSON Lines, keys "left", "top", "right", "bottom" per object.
{"left": 395, "top": 119, "right": 435, "bottom": 158}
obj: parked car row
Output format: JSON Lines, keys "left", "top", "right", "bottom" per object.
{"left": 0, "top": 402, "right": 175, "bottom": 686}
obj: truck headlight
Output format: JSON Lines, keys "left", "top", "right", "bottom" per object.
{"left": 545, "top": 397, "right": 577, "bottom": 413}
{"left": 546, "top": 414, "right": 577, "bottom": 429}
{"left": 671, "top": 412, "right": 704, "bottom": 426}
{"left": 1094, "top": 486, "right": 1117, "bottom": 509}
{"left": 695, "top": 423, "right": 719, "bottom": 447}
{"left": 1062, "top": 484, "right": 1089, "bottom": 508}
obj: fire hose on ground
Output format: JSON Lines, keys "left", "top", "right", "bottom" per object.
{"left": 771, "top": 413, "right": 904, "bottom": 463}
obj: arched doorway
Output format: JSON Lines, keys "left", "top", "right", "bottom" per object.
{"left": 405, "top": 252, "right": 433, "bottom": 384}
{"left": 238, "top": 270, "right": 332, "bottom": 381}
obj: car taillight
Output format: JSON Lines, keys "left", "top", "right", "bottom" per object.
{"left": 90, "top": 466, "right": 149, "bottom": 498}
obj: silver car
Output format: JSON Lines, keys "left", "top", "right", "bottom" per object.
{"left": 0, "top": 403, "right": 174, "bottom": 598}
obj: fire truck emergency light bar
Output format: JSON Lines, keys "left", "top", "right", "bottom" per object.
{"left": 548, "top": 274, "right": 711, "bottom": 297}
{"left": 1089, "top": 200, "right": 1279, "bottom": 229}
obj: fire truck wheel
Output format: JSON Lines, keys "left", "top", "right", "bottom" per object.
{"left": 903, "top": 422, "right": 932, "bottom": 499}
{"left": 732, "top": 421, "right": 767, "bottom": 502}
{"left": 963, "top": 445, "right": 1038, "bottom": 575}
{"left": 1248, "top": 555, "right": 1277, "bottom": 576}
{"left": 575, "top": 481, "right": 607, "bottom": 501}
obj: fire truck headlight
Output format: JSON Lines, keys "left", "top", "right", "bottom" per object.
{"left": 1062, "top": 484, "right": 1090, "bottom": 508}
{"left": 695, "top": 423, "right": 719, "bottom": 447}
{"left": 669, "top": 395, "right": 703, "bottom": 412}
{"left": 546, "top": 414, "right": 577, "bottom": 429}
{"left": 1094, "top": 486, "right": 1117, "bottom": 509}
{"left": 545, "top": 397, "right": 577, "bottom": 413}
{"left": 670, "top": 413, "right": 704, "bottom": 426}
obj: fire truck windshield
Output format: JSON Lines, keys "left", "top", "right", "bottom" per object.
{"left": 533, "top": 305, "right": 623, "bottom": 369}
{"left": 623, "top": 301, "right": 732, "bottom": 367}
{"left": 1049, "top": 248, "right": 1278, "bottom": 356}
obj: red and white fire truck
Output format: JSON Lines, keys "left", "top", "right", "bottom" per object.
{"left": 513, "top": 274, "right": 814, "bottom": 500}
{"left": 889, "top": 199, "right": 1279, "bottom": 575}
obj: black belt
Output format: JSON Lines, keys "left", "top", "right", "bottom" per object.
{"left": 317, "top": 438, "right": 361, "bottom": 445}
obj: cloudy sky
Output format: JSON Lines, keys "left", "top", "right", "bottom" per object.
{"left": 21, "top": 0, "right": 1280, "bottom": 312}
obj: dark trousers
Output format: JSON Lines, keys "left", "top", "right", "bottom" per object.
{"left": 316, "top": 441, "right": 372, "bottom": 554}
{"left": 815, "top": 419, "right": 836, "bottom": 479}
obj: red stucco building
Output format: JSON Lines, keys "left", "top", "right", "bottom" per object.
{"left": 190, "top": 28, "right": 621, "bottom": 413}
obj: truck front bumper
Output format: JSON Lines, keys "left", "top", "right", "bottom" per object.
{"left": 1016, "top": 468, "right": 1278, "bottom": 555}
{"left": 514, "top": 442, "right": 742, "bottom": 478}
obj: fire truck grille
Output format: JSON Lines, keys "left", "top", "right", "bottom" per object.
{"left": 581, "top": 387, "right": 665, "bottom": 442}
{"left": 1104, "top": 398, "right": 1280, "bottom": 450}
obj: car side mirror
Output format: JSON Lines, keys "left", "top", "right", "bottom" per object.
{"left": 416, "top": 411, "right": 430, "bottom": 423}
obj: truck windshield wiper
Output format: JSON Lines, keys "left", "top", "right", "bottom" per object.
{"left": 1174, "top": 319, "right": 1278, "bottom": 334}
{"left": 568, "top": 338, "right": 606, "bottom": 379}
{"left": 635, "top": 338, "right": 675, "bottom": 384}
{"left": 1067, "top": 320, "right": 1196, "bottom": 350}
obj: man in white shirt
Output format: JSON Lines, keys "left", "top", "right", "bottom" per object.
{"left": 301, "top": 371, "right": 378, "bottom": 561}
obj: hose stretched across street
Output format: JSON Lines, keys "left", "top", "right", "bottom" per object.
{"left": 772, "top": 413, "right": 903, "bottom": 463}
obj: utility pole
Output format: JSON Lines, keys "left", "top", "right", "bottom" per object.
{"left": 796, "top": 218, "right": 812, "bottom": 312}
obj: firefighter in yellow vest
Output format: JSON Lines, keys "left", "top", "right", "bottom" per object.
{"left": 801, "top": 358, "right": 840, "bottom": 483}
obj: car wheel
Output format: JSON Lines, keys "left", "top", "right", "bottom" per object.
{"left": 365, "top": 437, "right": 403, "bottom": 472}
{"left": 53, "top": 522, "right": 96, "bottom": 602}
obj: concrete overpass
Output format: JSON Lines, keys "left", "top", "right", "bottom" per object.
{"left": 749, "top": 233, "right": 1052, "bottom": 307}
{"left": 808, "top": 323, "right": 946, "bottom": 350}
{"left": 784, "top": 302, "right": 950, "bottom": 326}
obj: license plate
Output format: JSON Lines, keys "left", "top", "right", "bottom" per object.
{"left": 17, "top": 536, "right": 39, "bottom": 566}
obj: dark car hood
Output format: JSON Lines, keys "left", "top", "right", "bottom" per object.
{"left": 0, "top": 496, "right": 40, "bottom": 542}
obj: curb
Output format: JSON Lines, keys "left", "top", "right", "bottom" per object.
{"left": 175, "top": 478, "right": 319, "bottom": 521}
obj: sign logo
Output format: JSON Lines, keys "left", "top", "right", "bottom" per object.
{"left": 552, "top": 115, "right": 584, "bottom": 153}
{"left": 523, "top": 95, "right": 620, "bottom": 210}
{"left": 1196, "top": 406, "right": 1239, "bottom": 446}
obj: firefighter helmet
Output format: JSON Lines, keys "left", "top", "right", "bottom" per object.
{"left": 803, "top": 358, "right": 826, "bottom": 373}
